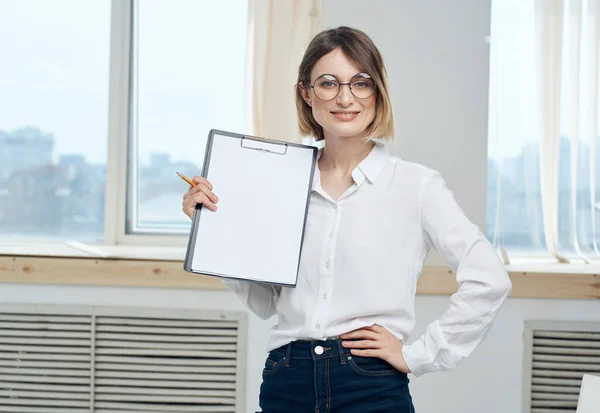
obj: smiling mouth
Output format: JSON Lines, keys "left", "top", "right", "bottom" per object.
{"left": 331, "top": 111, "right": 360, "bottom": 120}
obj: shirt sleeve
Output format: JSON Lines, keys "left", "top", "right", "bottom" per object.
{"left": 221, "top": 278, "right": 281, "bottom": 320}
{"left": 401, "top": 170, "right": 512, "bottom": 377}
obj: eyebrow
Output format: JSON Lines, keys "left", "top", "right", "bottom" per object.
{"left": 314, "top": 72, "right": 371, "bottom": 81}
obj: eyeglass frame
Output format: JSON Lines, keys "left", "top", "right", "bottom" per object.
{"left": 308, "top": 72, "right": 377, "bottom": 101}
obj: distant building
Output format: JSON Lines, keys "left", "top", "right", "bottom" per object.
{"left": 59, "top": 154, "right": 86, "bottom": 168}
{"left": 59, "top": 154, "right": 86, "bottom": 180}
{"left": 0, "top": 127, "right": 54, "bottom": 180}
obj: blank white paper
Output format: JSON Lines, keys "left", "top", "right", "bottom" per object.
{"left": 189, "top": 132, "right": 315, "bottom": 286}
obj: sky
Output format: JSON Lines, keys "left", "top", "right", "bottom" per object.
{"left": 488, "top": 0, "right": 539, "bottom": 160}
{"left": 0, "top": 0, "right": 247, "bottom": 166}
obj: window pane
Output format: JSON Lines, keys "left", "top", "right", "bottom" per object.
{"left": 487, "top": 0, "right": 544, "bottom": 255}
{"left": 488, "top": 0, "right": 600, "bottom": 258}
{"left": 0, "top": 1, "right": 111, "bottom": 242}
{"left": 130, "top": 0, "right": 248, "bottom": 234}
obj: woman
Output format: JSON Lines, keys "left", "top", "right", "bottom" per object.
{"left": 182, "top": 26, "right": 511, "bottom": 413}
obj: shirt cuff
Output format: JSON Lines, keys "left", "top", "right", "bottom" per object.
{"left": 402, "top": 342, "right": 434, "bottom": 377}
{"left": 402, "top": 321, "right": 448, "bottom": 377}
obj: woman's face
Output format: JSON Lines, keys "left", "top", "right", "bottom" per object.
{"left": 301, "top": 48, "right": 377, "bottom": 141}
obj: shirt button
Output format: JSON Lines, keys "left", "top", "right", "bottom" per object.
{"left": 314, "top": 345, "right": 324, "bottom": 355}
{"left": 325, "top": 262, "right": 330, "bottom": 268}
{"left": 333, "top": 204, "right": 338, "bottom": 210}
{"left": 321, "top": 293, "right": 327, "bottom": 299}
{"left": 315, "top": 323, "right": 320, "bottom": 329}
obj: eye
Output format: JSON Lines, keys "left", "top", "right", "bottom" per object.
{"left": 314, "top": 74, "right": 339, "bottom": 89}
{"left": 318, "top": 80, "right": 338, "bottom": 88}
{"left": 352, "top": 79, "right": 374, "bottom": 89}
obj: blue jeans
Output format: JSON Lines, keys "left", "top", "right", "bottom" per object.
{"left": 257, "top": 338, "right": 415, "bottom": 413}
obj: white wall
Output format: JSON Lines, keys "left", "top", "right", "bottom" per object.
{"left": 2, "top": 284, "right": 599, "bottom": 413}
{"left": 324, "top": 0, "right": 491, "bottom": 230}
{"left": 2, "top": 1, "right": 600, "bottom": 413}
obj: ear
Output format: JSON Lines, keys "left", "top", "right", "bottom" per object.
{"left": 298, "top": 82, "right": 312, "bottom": 107}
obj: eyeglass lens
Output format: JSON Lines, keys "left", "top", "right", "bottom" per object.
{"left": 312, "top": 73, "right": 376, "bottom": 100}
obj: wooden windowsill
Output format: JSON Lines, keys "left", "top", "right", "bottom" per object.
{"left": 0, "top": 255, "right": 599, "bottom": 299}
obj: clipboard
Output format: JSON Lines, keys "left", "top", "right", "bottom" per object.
{"left": 183, "top": 129, "right": 318, "bottom": 287}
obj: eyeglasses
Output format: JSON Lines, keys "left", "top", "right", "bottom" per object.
{"left": 310, "top": 73, "right": 377, "bottom": 101}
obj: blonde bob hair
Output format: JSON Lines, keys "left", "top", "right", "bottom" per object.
{"left": 295, "top": 26, "right": 395, "bottom": 142}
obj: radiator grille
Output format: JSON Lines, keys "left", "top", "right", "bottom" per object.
{"left": 0, "top": 305, "right": 247, "bottom": 413}
{"left": 523, "top": 321, "right": 600, "bottom": 413}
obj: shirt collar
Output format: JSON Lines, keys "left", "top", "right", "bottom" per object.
{"left": 356, "top": 142, "right": 389, "bottom": 184}
{"left": 311, "top": 142, "right": 390, "bottom": 190}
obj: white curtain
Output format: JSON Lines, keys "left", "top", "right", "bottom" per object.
{"left": 558, "top": 0, "right": 600, "bottom": 263}
{"left": 587, "top": 0, "right": 600, "bottom": 256}
{"left": 489, "top": 0, "right": 600, "bottom": 262}
{"left": 534, "top": 0, "right": 568, "bottom": 262}
{"left": 245, "top": 0, "right": 323, "bottom": 143}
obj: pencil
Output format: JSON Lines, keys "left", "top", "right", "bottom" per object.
{"left": 176, "top": 171, "right": 196, "bottom": 187}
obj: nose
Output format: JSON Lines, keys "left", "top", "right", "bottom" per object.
{"left": 336, "top": 84, "right": 354, "bottom": 106}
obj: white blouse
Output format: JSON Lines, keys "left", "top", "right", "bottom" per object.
{"left": 223, "top": 143, "right": 512, "bottom": 377}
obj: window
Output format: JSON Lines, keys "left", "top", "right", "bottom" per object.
{"left": 0, "top": 0, "right": 111, "bottom": 242}
{"left": 128, "top": 0, "right": 248, "bottom": 235}
{"left": 0, "top": 0, "right": 249, "bottom": 249}
{"left": 487, "top": 0, "right": 600, "bottom": 262}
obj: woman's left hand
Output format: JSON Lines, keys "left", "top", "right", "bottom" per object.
{"left": 340, "top": 324, "right": 411, "bottom": 374}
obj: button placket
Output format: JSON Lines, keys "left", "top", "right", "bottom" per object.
{"left": 312, "top": 202, "right": 334, "bottom": 336}
{"left": 323, "top": 203, "right": 338, "bottom": 273}
{"left": 314, "top": 201, "right": 339, "bottom": 337}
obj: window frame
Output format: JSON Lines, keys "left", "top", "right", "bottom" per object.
{"left": 106, "top": 0, "right": 190, "bottom": 248}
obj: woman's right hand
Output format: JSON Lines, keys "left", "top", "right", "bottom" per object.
{"left": 182, "top": 176, "right": 219, "bottom": 220}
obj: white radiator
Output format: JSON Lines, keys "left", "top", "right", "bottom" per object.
{"left": 522, "top": 320, "right": 600, "bottom": 413}
{"left": 0, "top": 304, "right": 247, "bottom": 413}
